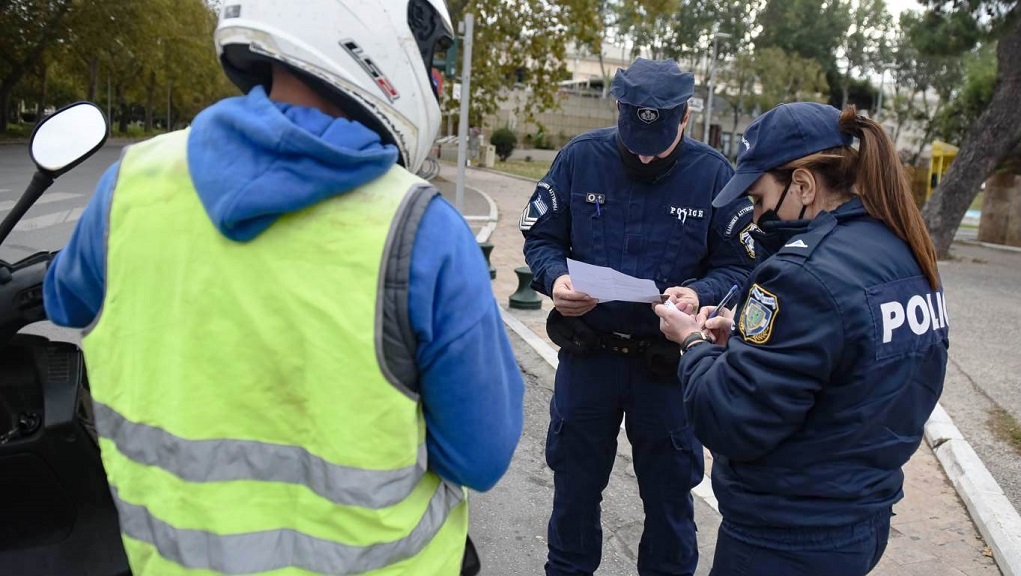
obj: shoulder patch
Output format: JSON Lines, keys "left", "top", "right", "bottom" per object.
{"left": 739, "top": 283, "right": 779, "bottom": 344}
{"left": 725, "top": 204, "right": 754, "bottom": 237}
{"left": 520, "top": 181, "right": 559, "bottom": 232}
{"left": 536, "top": 181, "right": 559, "bottom": 213}
{"left": 739, "top": 223, "right": 757, "bottom": 260}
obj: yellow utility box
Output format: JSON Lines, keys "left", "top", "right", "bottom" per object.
{"left": 927, "top": 140, "right": 959, "bottom": 200}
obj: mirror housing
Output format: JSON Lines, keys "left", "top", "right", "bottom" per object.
{"left": 30, "top": 102, "right": 108, "bottom": 178}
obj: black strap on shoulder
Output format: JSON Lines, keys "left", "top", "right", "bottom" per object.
{"left": 376, "top": 184, "right": 438, "bottom": 400}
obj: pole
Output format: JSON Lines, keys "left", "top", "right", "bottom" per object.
{"left": 703, "top": 33, "right": 719, "bottom": 143}
{"left": 167, "top": 80, "right": 172, "bottom": 132}
{"left": 107, "top": 72, "right": 112, "bottom": 137}
{"left": 875, "top": 69, "right": 886, "bottom": 118}
{"left": 455, "top": 12, "right": 474, "bottom": 214}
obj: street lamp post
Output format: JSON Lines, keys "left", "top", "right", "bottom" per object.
{"left": 703, "top": 29, "right": 731, "bottom": 144}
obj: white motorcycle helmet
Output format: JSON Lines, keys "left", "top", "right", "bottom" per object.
{"left": 214, "top": 0, "right": 453, "bottom": 173}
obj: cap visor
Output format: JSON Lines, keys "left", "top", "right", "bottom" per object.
{"left": 712, "top": 171, "right": 763, "bottom": 208}
{"left": 619, "top": 129, "right": 674, "bottom": 157}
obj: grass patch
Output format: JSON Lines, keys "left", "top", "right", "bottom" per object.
{"left": 970, "top": 192, "right": 984, "bottom": 211}
{"left": 989, "top": 406, "right": 1021, "bottom": 455}
{"left": 1, "top": 124, "right": 34, "bottom": 140}
{"left": 492, "top": 159, "right": 552, "bottom": 181}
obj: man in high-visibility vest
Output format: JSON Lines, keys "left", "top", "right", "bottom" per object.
{"left": 43, "top": 1, "right": 524, "bottom": 574}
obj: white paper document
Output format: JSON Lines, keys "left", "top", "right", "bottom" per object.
{"left": 566, "top": 258, "right": 662, "bottom": 304}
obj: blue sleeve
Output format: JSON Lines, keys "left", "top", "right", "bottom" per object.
{"left": 43, "top": 161, "right": 118, "bottom": 328}
{"left": 678, "top": 260, "right": 841, "bottom": 461}
{"left": 409, "top": 196, "right": 524, "bottom": 491}
{"left": 688, "top": 161, "right": 756, "bottom": 306}
{"left": 521, "top": 148, "right": 572, "bottom": 296}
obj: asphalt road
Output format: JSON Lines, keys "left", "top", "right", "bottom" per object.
{"left": 2, "top": 141, "right": 1020, "bottom": 523}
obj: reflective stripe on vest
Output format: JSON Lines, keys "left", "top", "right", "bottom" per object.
{"left": 93, "top": 401, "right": 428, "bottom": 509}
{"left": 111, "top": 482, "right": 464, "bottom": 574}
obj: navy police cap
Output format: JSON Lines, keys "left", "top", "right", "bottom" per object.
{"left": 713, "top": 102, "right": 855, "bottom": 207}
{"left": 610, "top": 58, "right": 694, "bottom": 156}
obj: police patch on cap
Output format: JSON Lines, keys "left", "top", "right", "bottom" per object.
{"left": 637, "top": 107, "right": 659, "bottom": 124}
{"left": 740, "top": 284, "right": 779, "bottom": 344}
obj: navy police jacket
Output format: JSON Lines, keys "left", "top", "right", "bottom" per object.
{"left": 679, "top": 197, "right": 949, "bottom": 529}
{"left": 521, "top": 128, "right": 756, "bottom": 338}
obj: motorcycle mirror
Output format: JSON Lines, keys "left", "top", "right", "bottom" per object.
{"left": 30, "top": 102, "right": 108, "bottom": 177}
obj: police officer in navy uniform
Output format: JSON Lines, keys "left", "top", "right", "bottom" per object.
{"left": 521, "top": 58, "right": 756, "bottom": 576}
{"left": 655, "top": 102, "right": 949, "bottom": 576}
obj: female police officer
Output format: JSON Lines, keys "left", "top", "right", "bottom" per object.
{"left": 655, "top": 102, "right": 949, "bottom": 576}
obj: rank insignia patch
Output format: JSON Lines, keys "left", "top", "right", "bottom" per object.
{"left": 740, "top": 283, "right": 779, "bottom": 344}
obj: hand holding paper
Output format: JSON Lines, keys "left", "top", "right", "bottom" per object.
{"left": 566, "top": 258, "right": 664, "bottom": 304}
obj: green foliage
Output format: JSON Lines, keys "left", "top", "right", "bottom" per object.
{"left": 755, "top": 0, "right": 851, "bottom": 76}
{"left": 607, "top": 0, "right": 755, "bottom": 70}
{"left": 836, "top": 0, "right": 893, "bottom": 107}
{"left": 532, "top": 127, "right": 555, "bottom": 150}
{"left": 490, "top": 126, "right": 518, "bottom": 161}
{"left": 444, "top": 0, "right": 602, "bottom": 126}
{"left": 1, "top": 0, "right": 234, "bottom": 133}
{"left": 753, "top": 47, "right": 831, "bottom": 108}
{"left": 934, "top": 43, "right": 997, "bottom": 145}
{"left": 888, "top": 10, "right": 965, "bottom": 162}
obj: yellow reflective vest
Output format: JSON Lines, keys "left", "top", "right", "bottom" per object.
{"left": 81, "top": 130, "right": 469, "bottom": 575}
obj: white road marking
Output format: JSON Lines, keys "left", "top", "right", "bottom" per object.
{"left": 0, "top": 192, "right": 80, "bottom": 213}
{"left": 13, "top": 207, "right": 85, "bottom": 232}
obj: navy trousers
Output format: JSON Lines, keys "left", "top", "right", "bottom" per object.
{"left": 709, "top": 510, "right": 892, "bottom": 576}
{"left": 545, "top": 351, "right": 704, "bottom": 576}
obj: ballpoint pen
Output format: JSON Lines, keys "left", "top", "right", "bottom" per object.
{"left": 707, "top": 284, "right": 740, "bottom": 320}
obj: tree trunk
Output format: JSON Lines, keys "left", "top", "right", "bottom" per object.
{"left": 87, "top": 56, "right": 99, "bottom": 102}
{"left": 977, "top": 172, "right": 1021, "bottom": 247}
{"left": 0, "top": 85, "right": 10, "bottom": 132}
{"left": 115, "top": 85, "right": 129, "bottom": 134}
{"left": 0, "top": 0, "right": 73, "bottom": 131}
{"left": 35, "top": 63, "right": 48, "bottom": 124}
{"left": 910, "top": 99, "right": 943, "bottom": 166}
{"left": 841, "top": 76, "right": 849, "bottom": 109}
{"left": 145, "top": 70, "right": 155, "bottom": 132}
{"left": 922, "top": 16, "right": 1021, "bottom": 258}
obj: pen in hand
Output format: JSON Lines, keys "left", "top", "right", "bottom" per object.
{"left": 707, "top": 284, "right": 740, "bottom": 321}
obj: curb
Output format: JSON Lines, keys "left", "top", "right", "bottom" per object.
{"left": 925, "top": 404, "right": 1021, "bottom": 576}
{"left": 471, "top": 186, "right": 498, "bottom": 244}
{"left": 955, "top": 238, "right": 1021, "bottom": 254}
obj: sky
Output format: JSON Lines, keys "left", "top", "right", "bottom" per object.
{"left": 886, "top": 0, "right": 926, "bottom": 18}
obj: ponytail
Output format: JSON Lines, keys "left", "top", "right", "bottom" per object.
{"left": 838, "top": 106, "right": 941, "bottom": 289}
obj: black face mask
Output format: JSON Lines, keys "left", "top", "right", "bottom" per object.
{"left": 750, "top": 181, "right": 811, "bottom": 257}
{"left": 617, "top": 134, "right": 681, "bottom": 183}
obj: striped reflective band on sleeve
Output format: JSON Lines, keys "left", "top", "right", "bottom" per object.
{"left": 110, "top": 481, "right": 464, "bottom": 574}
{"left": 93, "top": 401, "right": 425, "bottom": 509}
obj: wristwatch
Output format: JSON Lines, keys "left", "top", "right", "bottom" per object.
{"left": 679, "top": 331, "right": 710, "bottom": 355}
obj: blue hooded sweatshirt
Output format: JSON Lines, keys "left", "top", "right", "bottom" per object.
{"left": 43, "top": 86, "right": 524, "bottom": 491}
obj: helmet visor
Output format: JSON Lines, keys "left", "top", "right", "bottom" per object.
{"left": 408, "top": 0, "right": 454, "bottom": 102}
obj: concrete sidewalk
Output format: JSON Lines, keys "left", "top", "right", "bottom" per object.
{"left": 442, "top": 162, "right": 1006, "bottom": 576}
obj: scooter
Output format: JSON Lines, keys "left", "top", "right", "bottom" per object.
{"left": 0, "top": 102, "right": 130, "bottom": 574}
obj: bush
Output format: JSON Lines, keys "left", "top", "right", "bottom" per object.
{"left": 490, "top": 127, "right": 517, "bottom": 161}
{"left": 533, "top": 128, "right": 555, "bottom": 150}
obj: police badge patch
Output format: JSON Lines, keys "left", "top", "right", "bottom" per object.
{"left": 739, "top": 284, "right": 779, "bottom": 344}
{"left": 637, "top": 107, "right": 659, "bottom": 124}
